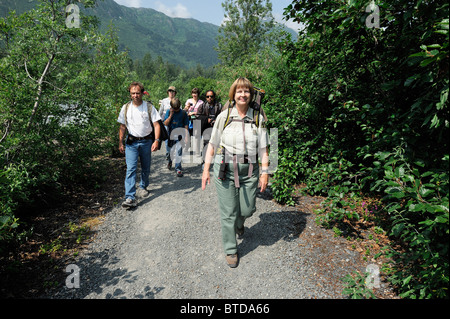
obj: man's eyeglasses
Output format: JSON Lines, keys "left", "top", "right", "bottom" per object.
{"left": 206, "top": 95, "right": 214, "bottom": 98}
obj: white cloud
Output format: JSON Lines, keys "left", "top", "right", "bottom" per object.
{"left": 284, "top": 19, "right": 303, "bottom": 32}
{"left": 220, "top": 15, "right": 231, "bottom": 27}
{"left": 155, "top": 1, "right": 192, "bottom": 19}
{"left": 273, "top": 12, "right": 302, "bottom": 32}
{"left": 114, "top": 0, "right": 143, "bottom": 8}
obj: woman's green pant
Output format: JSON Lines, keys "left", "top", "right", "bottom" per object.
{"left": 214, "top": 162, "right": 259, "bottom": 255}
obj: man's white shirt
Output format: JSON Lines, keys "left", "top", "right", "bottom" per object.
{"left": 117, "top": 101, "right": 161, "bottom": 137}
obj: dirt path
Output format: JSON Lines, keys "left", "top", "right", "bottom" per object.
{"left": 48, "top": 148, "right": 378, "bottom": 301}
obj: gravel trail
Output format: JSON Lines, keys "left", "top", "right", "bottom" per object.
{"left": 52, "top": 148, "right": 367, "bottom": 300}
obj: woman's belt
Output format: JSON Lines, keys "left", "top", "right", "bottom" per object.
{"left": 222, "top": 149, "right": 258, "bottom": 188}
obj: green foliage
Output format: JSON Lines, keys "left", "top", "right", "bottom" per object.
{"left": 0, "top": 0, "right": 220, "bottom": 69}
{"left": 0, "top": 0, "right": 131, "bottom": 247}
{"left": 373, "top": 148, "right": 448, "bottom": 298}
{"left": 342, "top": 271, "right": 377, "bottom": 299}
{"left": 268, "top": 0, "right": 449, "bottom": 298}
{"left": 130, "top": 52, "right": 218, "bottom": 108}
{"left": 1, "top": 0, "right": 448, "bottom": 300}
{"left": 184, "top": 77, "right": 219, "bottom": 101}
{"left": 217, "top": 0, "right": 275, "bottom": 66}
{"left": 0, "top": 215, "right": 19, "bottom": 244}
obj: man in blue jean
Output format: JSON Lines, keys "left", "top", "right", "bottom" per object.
{"left": 118, "top": 82, "right": 161, "bottom": 208}
{"left": 164, "top": 97, "right": 189, "bottom": 177}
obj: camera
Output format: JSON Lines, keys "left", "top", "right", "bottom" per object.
{"left": 218, "top": 153, "right": 227, "bottom": 180}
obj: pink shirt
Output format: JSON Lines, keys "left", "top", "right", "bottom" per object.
{"left": 185, "top": 98, "right": 204, "bottom": 114}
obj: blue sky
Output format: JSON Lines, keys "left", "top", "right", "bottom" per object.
{"left": 113, "top": 0, "right": 299, "bottom": 30}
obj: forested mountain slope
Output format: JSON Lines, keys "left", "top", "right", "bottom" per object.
{"left": 0, "top": 0, "right": 220, "bottom": 68}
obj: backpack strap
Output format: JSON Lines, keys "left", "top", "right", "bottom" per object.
{"left": 223, "top": 107, "right": 260, "bottom": 130}
{"left": 124, "top": 101, "right": 131, "bottom": 127}
{"left": 220, "top": 106, "right": 261, "bottom": 187}
{"left": 223, "top": 106, "right": 233, "bottom": 130}
{"left": 125, "top": 101, "right": 153, "bottom": 125}
{"left": 253, "top": 107, "right": 260, "bottom": 128}
{"left": 223, "top": 100, "right": 261, "bottom": 131}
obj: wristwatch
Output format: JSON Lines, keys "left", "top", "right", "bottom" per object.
{"left": 155, "top": 139, "right": 161, "bottom": 142}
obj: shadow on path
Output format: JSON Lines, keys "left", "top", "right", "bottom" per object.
{"left": 238, "top": 210, "right": 309, "bottom": 258}
{"left": 61, "top": 248, "right": 165, "bottom": 299}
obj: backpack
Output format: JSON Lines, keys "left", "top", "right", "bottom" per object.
{"left": 217, "top": 88, "right": 267, "bottom": 187}
{"left": 123, "top": 101, "right": 169, "bottom": 143}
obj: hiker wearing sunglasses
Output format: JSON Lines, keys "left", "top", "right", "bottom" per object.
{"left": 198, "top": 90, "right": 223, "bottom": 130}
{"left": 197, "top": 90, "right": 223, "bottom": 163}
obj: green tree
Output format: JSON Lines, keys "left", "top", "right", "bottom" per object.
{"left": 273, "top": 0, "right": 448, "bottom": 298}
{"left": 217, "top": 0, "right": 275, "bottom": 66}
{"left": 141, "top": 53, "right": 155, "bottom": 80}
{"left": 0, "top": 0, "right": 130, "bottom": 248}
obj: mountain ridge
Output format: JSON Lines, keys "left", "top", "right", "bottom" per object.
{"left": 83, "top": 0, "right": 220, "bottom": 68}
{"left": 1, "top": 0, "right": 297, "bottom": 69}
{"left": 0, "top": 0, "right": 220, "bottom": 69}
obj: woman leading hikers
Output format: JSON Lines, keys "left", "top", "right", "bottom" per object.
{"left": 201, "top": 77, "right": 270, "bottom": 268}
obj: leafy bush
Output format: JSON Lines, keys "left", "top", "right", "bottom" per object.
{"left": 268, "top": 0, "right": 449, "bottom": 298}
{"left": 0, "top": 1, "right": 130, "bottom": 249}
{"left": 373, "top": 149, "right": 449, "bottom": 298}
{"left": 342, "top": 271, "right": 377, "bottom": 299}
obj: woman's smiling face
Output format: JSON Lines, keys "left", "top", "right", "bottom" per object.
{"left": 234, "top": 86, "right": 251, "bottom": 108}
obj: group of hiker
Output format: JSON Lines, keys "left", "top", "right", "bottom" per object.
{"left": 117, "top": 78, "right": 270, "bottom": 268}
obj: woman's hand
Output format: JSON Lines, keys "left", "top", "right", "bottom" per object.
{"left": 202, "top": 143, "right": 215, "bottom": 190}
{"left": 202, "top": 170, "right": 210, "bottom": 190}
{"left": 258, "top": 173, "right": 269, "bottom": 193}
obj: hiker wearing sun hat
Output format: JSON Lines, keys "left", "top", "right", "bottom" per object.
{"left": 159, "top": 86, "right": 177, "bottom": 118}
{"left": 159, "top": 86, "right": 177, "bottom": 160}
